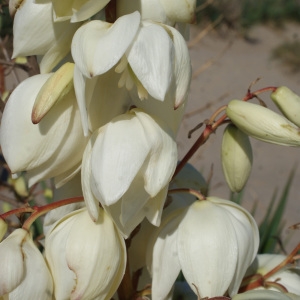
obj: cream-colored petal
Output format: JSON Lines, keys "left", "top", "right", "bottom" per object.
{"left": 127, "top": 21, "right": 173, "bottom": 101}
{"left": 91, "top": 111, "right": 150, "bottom": 205}
{"left": 177, "top": 200, "right": 238, "bottom": 298}
{"left": 160, "top": 0, "right": 196, "bottom": 23}
{"left": 1, "top": 74, "right": 88, "bottom": 186}
{"left": 0, "top": 229, "right": 27, "bottom": 295}
{"left": 66, "top": 209, "right": 126, "bottom": 300}
{"left": 72, "top": 12, "right": 140, "bottom": 78}
{"left": 71, "top": 0, "right": 110, "bottom": 22}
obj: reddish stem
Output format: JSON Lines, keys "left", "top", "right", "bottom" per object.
{"left": 0, "top": 206, "right": 34, "bottom": 220}
{"left": 22, "top": 196, "right": 84, "bottom": 231}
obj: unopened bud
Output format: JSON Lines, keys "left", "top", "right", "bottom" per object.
{"left": 31, "top": 62, "right": 75, "bottom": 124}
{"left": 226, "top": 100, "right": 300, "bottom": 146}
{"left": 271, "top": 86, "right": 300, "bottom": 127}
{"left": 0, "top": 218, "right": 8, "bottom": 241}
{"left": 221, "top": 124, "right": 253, "bottom": 192}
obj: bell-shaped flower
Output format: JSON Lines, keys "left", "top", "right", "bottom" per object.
{"left": 116, "top": 0, "right": 196, "bottom": 25}
{"left": 45, "top": 207, "right": 126, "bottom": 300}
{"left": 221, "top": 124, "right": 253, "bottom": 192}
{"left": 271, "top": 86, "right": 300, "bottom": 127}
{"left": 0, "top": 229, "right": 53, "bottom": 299}
{"left": 71, "top": 11, "right": 191, "bottom": 135}
{"left": 147, "top": 197, "right": 259, "bottom": 299}
{"left": 0, "top": 64, "right": 88, "bottom": 187}
{"left": 245, "top": 254, "right": 300, "bottom": 295}
{"left": 50, "top": 0, "right": 110, "bottom": 22}
{"left": 226, "top": 100, "right": 300, "bottom": 146}
{"left": 82, "top": 108, "right": 177, "bottom": 237}
{"left": 12, "top": 0, "right": 80, "bottom": 73}
{"left": 233, "top": 290, "right": 300, "bottom": 300}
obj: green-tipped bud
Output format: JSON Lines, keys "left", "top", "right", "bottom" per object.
{"left": 221, "top": 124, "right": 253, "bottom": 192}
{"left": 271, "top": 86, "right": 300, "bottom": 127}
{"left": 31, "top": 62, "right": 75, "bottom": 124}
{"left": 226, "top": 100, "right": 300, "bottom": 146}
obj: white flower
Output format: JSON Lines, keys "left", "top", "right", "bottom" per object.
{"left": 0, "top": 65, "right": 88, "bottom": 187}
{"left": 71, "top": 11, "right": 191, "bottom": 135}
{"left": 226, "top": 100, "right": 300, "bottom": 146}
{"left": 12, "top": 0, "right": 80, "bottom": 73}
{"left": 82, "top": 108, "right": 177, "bottom": 237}
{"left": 0, "top": 229, "right": 53, "bottom": 299}
{"left": 147, "top": 197, "right": 259, "bottom": 299}
{"left": 45, "top": 207, "right": 126, "bottom": 300}
{"left": 50, "top": 0, "right": 110, "bottom": 22}
{"left": 245, "top": 254, "right": 300, "bottom": 295}
{"left": 221, "top": 124, "right": 253, "bottom": 192}
{"left": 116, "top": 0, "right": 196, "bottom": 25}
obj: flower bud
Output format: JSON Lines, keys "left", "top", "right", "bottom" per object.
{"left": 32, "top": 62, "right": 74, "bottom": 124}
{"left": 271, "top": 86, "right": 300, "bottom": 127}
{"left": 226, "top": 100, "right": 300, "bottom": 146}
{"left": 221, "top": 124, "right": 253, "bottom": 192}
{"left": 0, "top": 219, "right": 7, "bottom": 242}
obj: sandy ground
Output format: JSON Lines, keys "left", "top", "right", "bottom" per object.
{"left": 177, "top": 23, "right": 300, "bottom": 251}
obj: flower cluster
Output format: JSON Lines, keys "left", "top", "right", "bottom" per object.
{"left": 0, "top": 1, "right": 299, "bottom": 300}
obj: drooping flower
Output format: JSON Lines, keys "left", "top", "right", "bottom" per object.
{"left": 221, "top": 124, "right": 253, "bottom": 192}
{"left": 82, "top": 108, "right": 177, "bottom": 237}
{"left": 71, "top": 11, "right": 191, "bottom": 135}
{"left": 245, "top": 254, "right": 300, "bottom": 295}
{"left": 0, "top": 229, "right": 53, "bottom": 299}
{"left": 45, "top": 207, "right": 126, "bottom": 300}
{"left": 226, "top": 100, "right": 300, "bottom": 146}
{"left": 11, "top": 0, "right": 81, "bottom": 73}
{"left": 0, "top": 64, "right": 88, "bottom": 187}
{"left": 147, "top": 197, "right": 259, "bottom": 299}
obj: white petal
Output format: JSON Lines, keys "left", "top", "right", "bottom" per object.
{"left": 163, "top": 25, "right": 192, "bottom": 108}
{"left": 45, "top": 210, "right": 82, "bottom": 300}
{"left": 127, "top": 22, "right": 173, "bottom": 101}
{"left": 177, "top": 200, "right": 238, "bottom": 298}
{"left": 147, "top": 209, "right": 184, "bottom": 299}
{"left": 233, "top": 290, "right": 294, "bottom": 300}
{"left": 72, "top": 12, "right": 140, "bottom": 78}
{"left": 0, "top": 74, "right": 88, "bottom": 186}
{"left": 13, "top": 0, "right": 77, "bottom": 59}
{"left": 0, "top": 229, "right": 27, "bottom": 295}
{"left": 91, "top": 112, "right": 150, "bottom": 205}
{"left": 129, "top": 89, "right": 185, "bottom": 135}
{"left": 82, "top": 132, "right": 101, "bottom": 221}
{"left": 66, "top": 209, "right": 126, "bottom": 300}
{"left": 73, "top": 65, "right": 91, "bottom": 136}
{"left": 71, "top": 0, "right": 110, "bottom": 22}
{"left": 135, "top": 110, "right": 177, "bottom": 197}
{"left": 9, "top": 233, "right": 53, "bottom": 299}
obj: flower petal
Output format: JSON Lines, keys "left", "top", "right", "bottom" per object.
{"left": 72, "top": 12, "right": 140, "bottom": 78}
{"left": 127, "top": 21, "right": 173, "bottom": 101}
